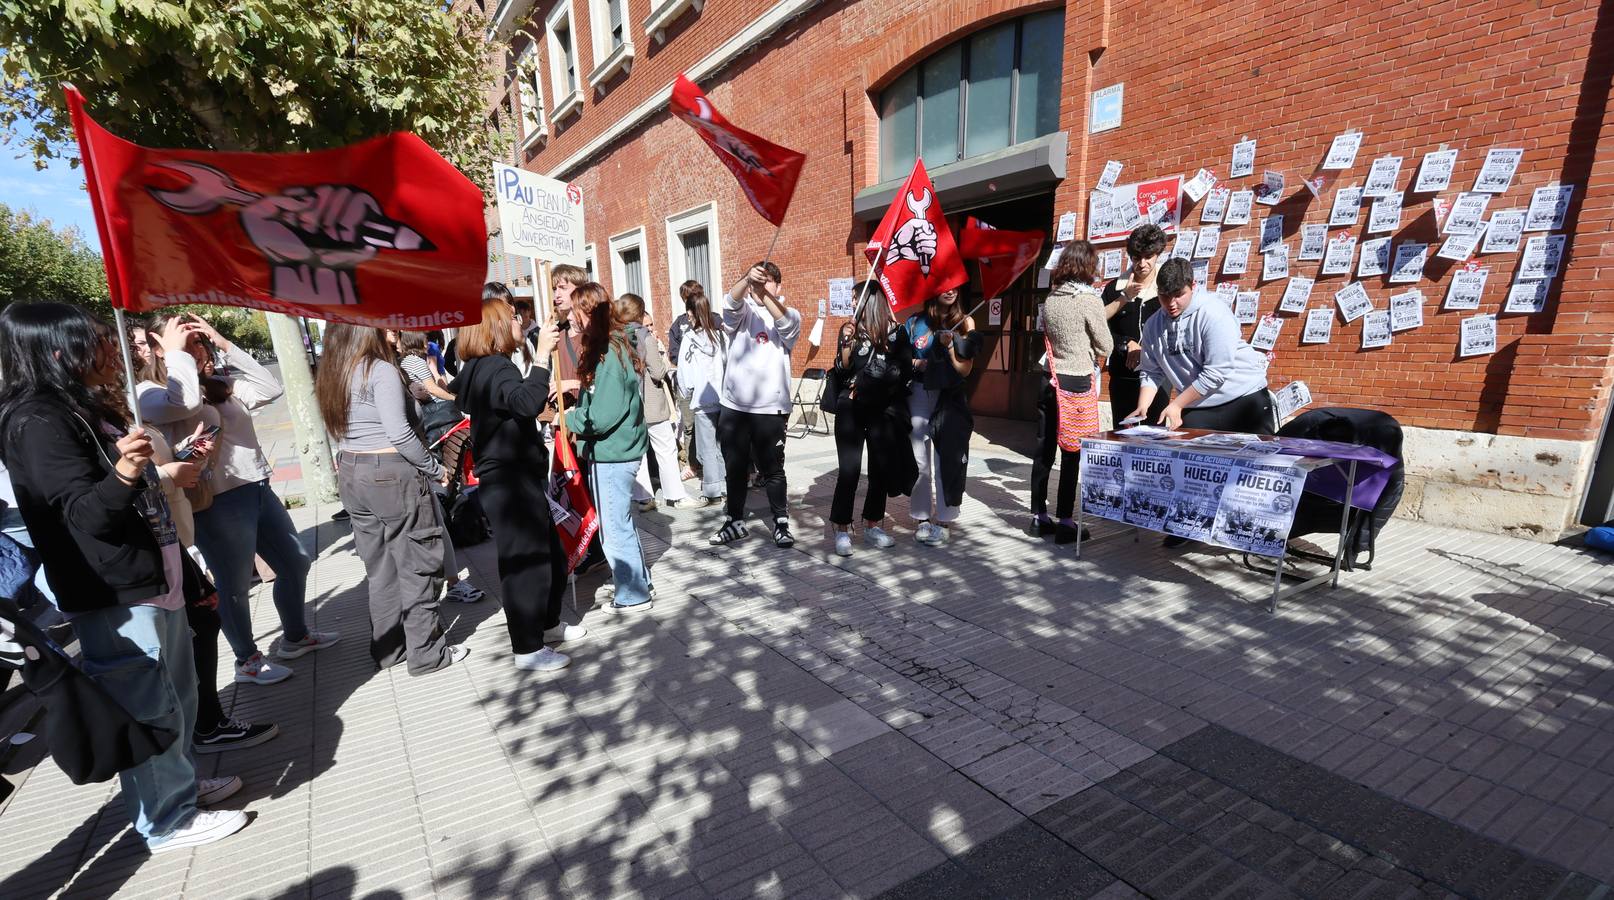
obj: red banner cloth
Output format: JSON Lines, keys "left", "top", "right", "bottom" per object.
{"left": 959, "top": 217, "right": 1045, "bottom": 301}
{"left": 548, "top": 428, "right": 600, "bottom": 573}
{"left": 65, "top": 86, "right": 486, "bottom": 330}
{"left": 669, "top": 74, "right": 806, "bottom": 227}
{"left": 865, "top": 158, "right": 967, "bottom": 318}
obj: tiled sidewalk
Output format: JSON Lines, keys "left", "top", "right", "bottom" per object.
{"left": 2, "top": 428, "right": 1612, "bottom": 898}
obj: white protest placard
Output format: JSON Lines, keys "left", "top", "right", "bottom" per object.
{"left": 1519, "top": 234, "right": 1566, "bottom": 281}
{"left": 492, "top": 163, "right": 586, "bottom": 265}
{"left": 1474, "top": 148, "right": 1523, "bottom": 193}
{"left": 1201, "top": 188, "right": 1230, "bottom": 223}
{"left": 1329, "top": 185, "right": 1363, "bottom": 227}
{"left": 1255, "top": 171, "right": 1286, "bottom": 206}
{"left": 1414, "top": 148, "right": 1459, "bottom": 193}
{"left": 1460, "top": 314, "right": 1498, "bottom": 356}
{"left": 1444, "top": 193, "right": 1491, "bottom": 235}
{"left": 1095, "top": 160, "right": 1124, "bottom": 194}
{"left": 1334, "top": 281, "right": 1373, "bottom": 322}
{"left": 1363, "top": 156, "right": 1403, "bottom": 198}
{"left": 1215, "top": 282, "right": 1239, "bottom": 306}
{"left": 1090, "top": 83, "right": 1124, "bottom": 132}
{"left": 1079, "top": 439, "right": 1127, "bottom": 523}
{"left": 1262, "top": 244, "right": 1290, "bottom": 281}
{"left": 1251, "top": 315, "right": 1283, "bottom": 351}
{"left": 1438, "top": 225, "right": 1486, "bottom": 263}
{"left": 1504, "top": 279, "right": 1549, "bottom": 314}
{"left": 1231, "top": 139, "right": 1257, "bottom": 178}
{"left": 1164, "top": 451, "right": 1231, "bottom": 543}
{"left": 1273, "top": 381, "right": 1313, "bottom": 420}
{"left": 1525, "top": 184, "right": 1574, "bottom": 232}
{"left": 1361, "top": 310, "right": 1392, "bottom": 349}
{"left": 828, "top": 278, "right": 855, "bottom": 316}
{"left": 1224, "top": 190, "right": 1254, "bottom": 226}
{"left": 1323, "top": 132, "right": 1363, "bottom": 170}
{"left": 1056, "top": 212, "right": 1078, "bottom": 242}
{"left": 1389, "top": 289, "right": 1424, "bottom": 331}
{"left": 1357, "top": 237, "right": 1391, "bottom": 277}
{"left": 1388, "top": 242, "right": 1428, "bottom": 284}
{"left": 1278, "top": 276, "right": 1315, "bottom": 313}
{"left": 1194, "top": 225, "right": 1221, "bottom": 259}
{"left": 1192, "top": 259, "right": 1210, "bottom": 288}
{"left": 1222, "top": 239, "right": 1251, "bottom": 275}
{"left": 1321, "top": 235, "right": 1357, "bottom": 275}
{"left": 1482, "top": 210, "right": 1526, "bottom": 254}
{"left": 1184, "top": 168, "right": 1219, "bottom": 203}
{"left": 1259, "top": 216, "right": 1284, "bottom": 252}
{"left": 1235, "top": 290, "right": 1260, "bottom": 324}
{"left": 1298, "top": 224, "right": 1328, "bottom": 260}
{"left": 1169, "top": 233, "right": 1194, "bottom": 261}
{"left": 1302, "top": 307, "right": 1334, "bottom": 344}
{"left": 1444, "top": 264, "right": 1489, "bottom": 310}
{"left": 1099, "top": 249, "right": 1125, "bottom": 279}
{"left": 1367, "top": 195, "right": 1403, "bottom": 234}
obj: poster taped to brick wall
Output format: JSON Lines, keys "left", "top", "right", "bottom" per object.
{"left": 1211, "top": 457, "right": 1305, "bottom": 557}
{"left": 1519, "top": 235, "right": 1565, "bottom": 281}
{"left": 1194, "top": 226, "right": 1221, "bottom": 259}
{"left": 1230, "top": 139, "right": 1257, "bottom": 178}
{"left": 1389, "top": 289, "right": 1424, "bottom": 331}
{"left": 1367, "top": 196, "right": 1403, "bottom": 234}
{"left": 1357, "top": 238, "right": 1390, "bottom": 278}
{"left": 827, "top": 277, "right": 855, "bottom": 316}
{"left": 1414, "top": 149, "right": 1459, "bottom": 193}
{"left": 1278, "top": 277, "right": 1314, "bottom": 313}
{"left": 1056, "top": 212, "right": 1077, "bottom": 242}
{"left": 1099, "top": 249, "right": 1125, "bottom": 279}
{"left": 1388, "top": 243, "right": 1428, "bottom": 284}
{"left": 1361, "top": 310, "right": 1392, "bottom": 349}
{"left": 1482, "top": 211, "right": 1526, "bottom": 253}
{"left": 1321, "top": 235, "right": 1357, "bottom": 275}
{"left": 1235, "top": 291, "right": 1260, "bottom": 324}
{"left": 1460, "top": 314, "right": 1497, "bottom": 356}
{"left": 1200, "top": 188, "right": 1230, "bottom": 223}
{"left": 1444, "top": 264, "right": 1489, "bottom": 310}
{"left": 1251, "top": 315, "right": 1283, "bottom": 351}
{"left": 1363, "top": 157, "right": 1403, "bottom": 198}
{"left": 492, "top": 163, "right": 586, "bottom": 265}
{"left": 1223, "top": 240, "right": 1251, "bottom": 275}
{"left": 1323, "top": 132, "right": 1363, "bottom": 170}
{"left": 1525, "top": 185, "right": 1574, "bottom": 232}
{"left": 1504, "top": 279, "right": 1549, "bottom": 314}
{"left": 1165, "top": 451, "right": 1231, "bottom": 543}
{"left": 1262, "top": 245, "right": 1290, "bottom": 282}
{"left": 1474, "top": 149, "right": 1523, "bottom": 193}
{"left": 1298, "top": 225, "right": 1328, "bottom": 260}
{"left": 1169, "top": 233, "right": 1194, "bottom": 261}
{"left": 1302, "top": 308, "right": 1333, "bottom": 344}
{"left": 1260, "top": 216, "right": 1284, "bottom": 252}
{"left": 1335, "top": 282, "right": 1373, "bottom": 322}
{"left": 1445, "top": 193, "right": 1491, "bottom": 235}
{"left": 1438, "top": 226, "right": 1486, "bottom": 263}
{"left": 1087, "top": 175, "right": 1182, "bottom": 244}
{"left": 1079, "top": 439, "right": 1127, "bottom": 522}
{"left": 1255, "top": 171, "right": 1286, "bottom": 206}
{"left": 1095, "top": 160, "right": 1124, "bottom": 194}
{"left": 1329, "top": 186, "right": 1363, "bottom": 227}
{"left": 1183, "top": 168, "right": 1219, "bottom": 203}
{"left": 1215, "top": 282, "right": 1239, "bottom": 306}
{"left": 1224, "top": 190, "right": 1254, "bottom": 226}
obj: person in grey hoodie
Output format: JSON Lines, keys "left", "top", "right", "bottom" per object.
{"left": 1129, "top": 257, "right": 1273, "bottom": 434}
{"left": 711, "top": 262, "right": 802, "bottom": 548}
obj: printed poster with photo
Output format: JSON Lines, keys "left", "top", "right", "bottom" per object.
{"left": 1088, "top": 175, "right": 1184, "bottom": 244}
{"left": 1164, "top": 452, "right": 1232, "bottom": 543}
{"left": 1121, "top": 445, "right": 1176, "bottom": 531}
{"left": 1078, "top": 439, "right": 1128, "bottom": 523}
{"left": 1211, "top": 457, "right": 1306, "bottom": 557}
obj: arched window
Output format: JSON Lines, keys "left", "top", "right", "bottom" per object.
{"left": 878, "top": 10, "right": 1065, "bottom": 181}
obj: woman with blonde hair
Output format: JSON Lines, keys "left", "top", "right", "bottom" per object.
{"left": 450, "top": 285, "right": 581, "bottom": 671}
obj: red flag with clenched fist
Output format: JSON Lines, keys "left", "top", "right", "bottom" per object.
{"left": 865, "top": 158, "right": 967, "bottom": 317}
{"left": 548, "top": 428, "right": 600, "bottom": 573}
{"left": 959, "top": 217, "right": 1045, "bottom": 301}
{"left": 669, "top": 74, "right": 805, "bottom": 227}
{"left": 65, "top": 86, "right": 485, "bottom": 330}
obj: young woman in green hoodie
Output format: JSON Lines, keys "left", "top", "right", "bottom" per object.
{"left": 565, "top": 283, "right": 654, "bottom": 610}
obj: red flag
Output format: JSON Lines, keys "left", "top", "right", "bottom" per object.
{"left": 865, "top": 158, "right": 967, "bottom": 318}
{"left": 669, "top": 74, "right": 805, "bottom": 227}
{"left": 65, "top": 86, "right": 485, "bottom": 330}
{"left": 959, "top": 217, "right": 1045, "bottom": 300}
{"left": 548, "top": 429, "right": 600, "bottom": 573}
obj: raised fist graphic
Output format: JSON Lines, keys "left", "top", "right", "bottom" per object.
{"left": 884, "top": 188, "right": 937, "bottom": 274}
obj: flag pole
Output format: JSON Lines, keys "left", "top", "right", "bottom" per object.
{"left": 760, "top": 223, "right": 783, "bottom": 270}
{"left": 113, "top": 307, "right": 144, "bottom": 429}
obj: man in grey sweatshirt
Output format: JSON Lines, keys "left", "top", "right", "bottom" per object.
{"left": 710, "top": 262, "right": 803, "bottom": 548}
{"left": 1131, "top": 257, "right": 1273, "bottom": 434}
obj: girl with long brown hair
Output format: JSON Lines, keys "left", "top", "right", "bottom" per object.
{"left": 902, "top": 285, "right": 980, "bottom": 546}
{"left": 315, "top": 324, "right": 465, "bottom": 675}
{"left": 565, "top": 283, "right": 654, "bottom": 610}
{"left": 674, "top": 279, "right": 727, "bottom": 503}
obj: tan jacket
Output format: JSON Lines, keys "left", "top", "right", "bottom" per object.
{"left": 636, "top": 330, "right": 675, "bottom": 425}
{"left": 1043, "top": 282, "right": 1115, "bottom": 378}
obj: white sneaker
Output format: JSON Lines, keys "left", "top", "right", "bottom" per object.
{"left": 865, "top": 527, "right": 895, "bottom": 549}
{"left": 274, "top": 630, "right": 341, "bottom": 660}
{"left": 926, "top": 525, "right": 950, "bottom": 546}
{"left": 148, "top": 809, "right": 249, "bottom": 853}
{"left": 447, "top": 645, "right": 470, "bottom": 664}
{"left": 234, "top": 653, "right": 292, "bottom": 685}
{"left": 197, "top": 775, "right": 242, "bottom": 808}
{"left": 913, "top": 522, "right": 936, "bottom": 545}
{"left": 543, "top": 623, "right": 588, "bottom": 644}
{"left": 444, "top": 582, "right": 485, "bottom": 603}
{"left": 513, "top": 647, "right": 571, "bottom": 672}
{"left": 834, "top": 532, "right": 854, "bottom": 557}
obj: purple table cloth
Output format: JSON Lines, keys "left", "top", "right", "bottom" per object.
{"left": 1270, "top": 437, "right": 1399, "bottom": 511}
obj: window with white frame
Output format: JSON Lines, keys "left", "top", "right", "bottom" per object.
{"left": 546, "top": 1, "right": 583, "bottom": 118}
{"left": 515, "top": 45, "right": 546, "bottom": 145}
{"left": 664, "top": 203, "right": 722, "bottom": 302}
{"left": 583, "top": 243, "right": 598, "bottom": 284}
{"left": 587, "top": 0, "right": 634, "bottom": 89}
{"left": 608, "top": 228, "right": 650, "bottom": 305}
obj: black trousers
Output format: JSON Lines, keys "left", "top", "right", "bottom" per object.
{"left": 1181, "top": 389, "right": 1276, "bottom": 434}
{"left": 719, "top": 409, "right": 789, "bottom": 522}
{"left": 188, "top": 602, "right": 226, "bottom": 734}
{"left": 830, "top": 408, "right": 887, "bottom": 526}
{"left": 1030, "top": 382, "right": 1080, "bottom": 520}
{"left": 478, "top": 466, "right": 567, "bottom": 654}
{"left": 1109, "top": 372, "right": 1168, "bottom": 424}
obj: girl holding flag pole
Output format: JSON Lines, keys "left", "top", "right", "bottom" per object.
{"left": 904, "top": 287, "right": 979, "bottom": 546}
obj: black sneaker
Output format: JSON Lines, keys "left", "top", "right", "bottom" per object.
{"left": 773, "top": 520, "right": 795, "bottom": 548}
{"left": 330, "top": 509, "right": 351, "bottom": 522}
{"left": 1055, "top": 524, "right": 1091, "bottom": 545}
{"left": 709, "top": 519, "right": 749, "bottom": 545}
{"left": 194, "top": 719, "right": 281, "bottom": 754}
{"left": 1034, "top": 519, "right": 1056, "bottom": 538}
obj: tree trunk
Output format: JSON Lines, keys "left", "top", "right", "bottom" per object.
{"left": 266, "top": 313, "right": 338, "bottom": 504}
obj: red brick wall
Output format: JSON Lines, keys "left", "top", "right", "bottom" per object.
{"left": 517, "top": 0, "right": 1614, "bottom": 441}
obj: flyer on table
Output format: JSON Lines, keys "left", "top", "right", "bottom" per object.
{"left": 1080, "top": 440, "right": 1128, "bottom": 523}
{"left": 1122, "top": 445, "right": 1177, "bottom": 532}
{"left": 1165, "top": 452, "right": 1231, "bottom": 543}
{"left": 1210, "top": 457, "right": 1307, "bottom": 558}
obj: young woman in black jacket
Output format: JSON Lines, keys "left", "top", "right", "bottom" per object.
{"left": 828, "top": 285, "right": 916, "bottom": 557}
{"left": 0, "top": 302, "right": 248, "bottom": 852}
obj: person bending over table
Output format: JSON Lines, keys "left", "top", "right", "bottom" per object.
{"left": 1127, "top": 257, "right": 1274, "bottom": 435}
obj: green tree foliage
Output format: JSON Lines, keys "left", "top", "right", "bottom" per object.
{"left": 0, "top": 0, "right": 505, "bottom": 189}
{"left": 0, "top": 202, "right": 110, "bottom": 312}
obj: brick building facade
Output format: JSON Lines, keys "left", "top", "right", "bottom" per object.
{"left": 481, "top": 0, "right": 1613, "bottom": 540}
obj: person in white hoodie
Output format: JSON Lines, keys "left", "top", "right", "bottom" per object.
{"left": 1128, "top": 256, "right": 1274, "bottom": 434}
{"left": 710, "top": 262, "right": 801, "bottom": 548}
{"left": 674, "top": 280, "right": 728, "bottom": 506}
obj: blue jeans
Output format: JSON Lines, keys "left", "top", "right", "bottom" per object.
{"left": 591, "top": 461, "right": 652, "bottom": 608}
{"left": 74, "top": 604, "right": 199, "bottom": 843}
{"left": 692, "top": 407, "right": 726, "bottom": 498}
{"left": 192, "top": 480, "right": 311, "bottom": 662}
{"left": 1, "top": 507, "right": 54, "bottom": 606}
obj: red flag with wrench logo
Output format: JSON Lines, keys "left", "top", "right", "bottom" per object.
{"left": 65, "top": 86, "right": 486, "bottom": 330}
{"left": 865, "top": 158, "right": 966, "bottom": 317}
